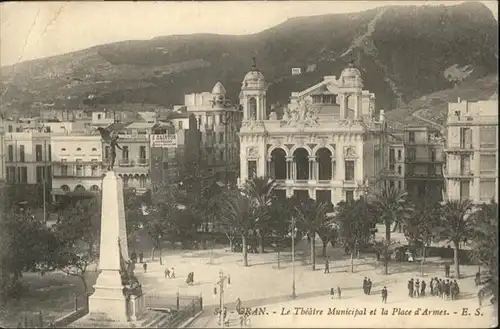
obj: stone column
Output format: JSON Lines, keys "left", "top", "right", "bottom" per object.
{"left": 354, "top": 92, "right": 361, "bottom": 120}
{"left": 286, "top": 156, "right": 293, "bottom": 180}
{"left": 339, "top": 94, "right": 346, "bottom": 119}
{"left": 308, "top": 156, "right": 316, "bottom": 180}
{"left": 337, "top": 147, "right": 344, "bottom": 181}
{"left": 331, "top": 160, "right": 336, "bottom": 180}
{"left": 266, "top": 156, "right": 272, "bottom": 177}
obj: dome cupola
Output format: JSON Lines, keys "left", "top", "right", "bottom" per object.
{"left": 242, "top": 58, "right": 266, "bottom": 90}
{"left": 340, "top": 59, "right": 363, "bottom": 88}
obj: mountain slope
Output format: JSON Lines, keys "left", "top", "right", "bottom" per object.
{"left": 1, "top": 2, "right": 497, "bottom": 116}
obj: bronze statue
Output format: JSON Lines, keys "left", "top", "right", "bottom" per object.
{"left": 98, "top": 127, "right": 123, "bottom": 170}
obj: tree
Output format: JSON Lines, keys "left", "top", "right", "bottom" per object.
{"left": 218, "top": 189, "right": 264, "bottom": 267}
{"left": 243, "top": 176, "right": 277, "bottom": 253}
{"left": 268, "top": 197, "right": 295, "bottom": 268}
{"left": 471, "top": 202, "right": 497, "bottom": 305}
{"left": 333, "top": 198, "right": 377, "bottom": 272}
{"left": 436, "top": 199, "right": 475, "bottom": 279}
{"left": 292, "top": 198, "right": 329, "bottom": 271}
{"left": 0, "top": 210, "right": 58, "bottom": 300}
{"left": 51, "top": 198, "right": 101, "bottom": 294}
{"left": 124, "top": 190, "right": 146, "bottom": 247}
{"left": 372, "top": 185, "right": 413, "bottom": 274}
{"left": 403, "top": 198, "right": 439, "bottom": 276}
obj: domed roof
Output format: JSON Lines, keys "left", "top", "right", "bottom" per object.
{"left": 211, "top": 82, "right": 226, "bottom": 95}
{"left": 340, "top": 62, "right": 362, "bottom": 79}
{"left": 243, "top": 69, "right": 265, "bottom": 82}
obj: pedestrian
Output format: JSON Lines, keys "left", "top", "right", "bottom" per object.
{"left": 143, "top": 262, "right": 147, "bottom": 273}
{"left": 381, "top": 286, "right": 388, "bottom": 304}
{"left": 139, "top": 251, "right": 144, "bottom": 263}
{"left": 453, "top": 280, "right": 460, "bottom": 299}
{"left": 131, "top": 252, "right": 137, "bottom": 264}
{"left": 363, "top": 277, "right": 368, "bottom": 295}
{"left": 421, "top": 280, "right": 426, "bottom": 297}
{"left": 475, "top": 272, "right": 481, "bottom": 287}
{"left": 430, "top": 278, "right": 434, "bottom": 296}
{"left": 444, "top": 264, "right": 450, "bottom": 278}
{"left": 171, "top": 267, "right": 175, "bottom": 278}
{"left": 414, "top": 279, "right": 420, "bottom": 297}
{"left": 367, "top": 278, "right": 372, "bottom": 295}
{"left": 450, "top": 281, "right": 456, "bottom": 300}
{"left": 444, "top": 280, "right": 450, "bottom": 300}
{"left": 324, "top": 258, "right": 330, "bottom": 274}
{"left": 407, "top": 279, "right": 413, "bottom": 298}
{"left": 337, "top": 286, "right": 342, "bottom": 300}
{"left": 236, "top": 297, "right": 242, "bottom": 314}
{"left": 164, "top": 267, "right": 170, "bottom": 278}
{"left": 330, "top": 288, "right": 335, "bottom": 299}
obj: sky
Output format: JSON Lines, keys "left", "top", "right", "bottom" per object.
{"left": 0, "top": 1, "right": 498, "bottom": 67}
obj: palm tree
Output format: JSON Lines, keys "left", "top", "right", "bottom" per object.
{"left": 436, "top": 199, "right": 475, "bottom": 279}
{"left": 372, "top": 185, "right": 413, "bottom": 274}
{"left": 243, "top": 176, "right": 277, "bottom": 253}
{"left": 218, "top": 190, "right": 264, "bottom": 267}
{"left": 471, "top": 202, "right": 497, "bottom": 305}
{"left": 403, "top": 197, "right": 440, "bottom": 276}
{"left": 292, "top": 198, "right": 329, "bottom": 271}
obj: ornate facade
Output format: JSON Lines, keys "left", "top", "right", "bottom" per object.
{"left": 238, "top": 61, "right": 383, "bottom": 204}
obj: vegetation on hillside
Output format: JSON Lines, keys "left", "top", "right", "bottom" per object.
{"left": 1, "top": 2, "right": 497, "bottom": 117}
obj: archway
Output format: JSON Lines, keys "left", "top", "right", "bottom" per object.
{"left": 90, "top": 185, "right": 99, "bottom": 192}
{"left": 139, "top": 174, "right": 147, "bottom": 188}
{"left": 248, "top": 97, "right": 257, "bottom": 119}
{"left": 74, "top": 185, "right": 86, "bottom": 192}
{"left": 60, "top": 185, "right": 70, "bottom": 192}
{"left": 122, "top": 174, "right": 129, "bottom": 187}
{"left": 271, "top": 148, "right": 287, "bottom": 180}
{"left": 293, "top": 148, "right": 309, "bottom": 180}
{"left": 316, "top": 148, "right": 332, "bottom": 180}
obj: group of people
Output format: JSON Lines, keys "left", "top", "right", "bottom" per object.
{"left": 330, "top": 286, "right": 342, "bottom": 299}
{"left": 407, "top": 277, "right": 460, "bottom": 301}
{"left": 130, "top": 251, "right": 144, "bottom": 264}
{"left": 362, "top": 277, "right": 373, "bottom": 295}
{"left": 164, "top": 267, "right": 176, "bottom": 278}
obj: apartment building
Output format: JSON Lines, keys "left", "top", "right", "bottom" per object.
{"left": 104, "top": 121, "right": 153, "bottom": 195}
{"left": 3, "top": 132, "right": 52, "bottom": 203}
{"left": 404, "top": 125, "right": 445, "bottom": 201}
{"left": 149, "top": 114, "right": 202, "bottom": 195}
{"left": 444, "top": 99, "right": 498, "bottom": 203}
{"left": 181, "top": 82, "right": 243, "bottom": 184}
{"left": 50, "top": 133, "right": 103, "bottom": 201}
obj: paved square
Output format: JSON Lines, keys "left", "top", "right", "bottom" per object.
{"left": 134, "top": 238, "right": 497, "bottom": 328}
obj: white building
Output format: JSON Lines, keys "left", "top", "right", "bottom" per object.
{"left": 180, "top": 82, "right": 243, "bottom": 183}
{"left": 50, "top": 133, "right": 103, "bottom": 201}
{"left": 444, "top": 99, "right": 498, "bottom": 203}
{"left": 238, "top": 61, "right": 382, "bottom": 204}
{"left": 4, "top": 132, "right": 52, "bottom": 185}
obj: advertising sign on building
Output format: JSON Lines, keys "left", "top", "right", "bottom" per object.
{"left": 150, "top": 134, "right": 177, "bottom": 148}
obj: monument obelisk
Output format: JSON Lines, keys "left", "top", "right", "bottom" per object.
{"left": 88, "top": 171, "right": 130, "bottom": 322}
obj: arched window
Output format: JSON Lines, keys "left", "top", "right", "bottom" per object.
{"left": 90, "top": 185, "right": 100, "bottom": 192}
{"left": 60, "top": 185, "right": 70, "bottom": 192}
{"left": 61, "top": 148, "right": 66, "bottom": 151}
{"left": 398, "top": 166, "right": 402, "bottom": 175}
{"left": 74, "top": 185, "right": 86, "bottom": 192}
{"left": 76, "top": 148, "right": 81, "bottom": 151}
{"left": 92, "top": 147, "right": 97, "bottom": 152}
{"left": 248, "top": 97, "right": 257, "bottom": 120}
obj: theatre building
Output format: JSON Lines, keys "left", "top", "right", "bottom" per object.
{"left": 238, "top": 61, "right": 383, "bottom": 204}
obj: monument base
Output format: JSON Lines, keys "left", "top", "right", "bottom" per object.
{"left": 69, "top": 309, "right": 169, "bottom": 328}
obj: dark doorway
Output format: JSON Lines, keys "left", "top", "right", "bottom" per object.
{"left": 294, "top": 148, "right": 309, "bottom": 180}
{"left": 317, "top": 148, "right": 332, "bottom": 180}
{"left": 271, "top": 148, "right": 287, "bottom": 180}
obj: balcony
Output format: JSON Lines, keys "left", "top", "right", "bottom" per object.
{"left": 480, "top": 142, "right": 497, "bottom": 152}
{"left": 137, "top": 158, "right": 149, "bottom": 166}
{"left": 444, "top": 170, "right": 474, "bottom": 179}
{"left": 445, "top": 143, "right": 473, "bottom": 153}
{"left": 203, "top": 124, "right": 214, "bottom": 131}
{"left": 119, "top": 159, "right": 132, "bottom": 167}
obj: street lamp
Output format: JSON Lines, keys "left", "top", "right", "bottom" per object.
{"left": 288, "top": 217, "right": 297, "bottom": 299}
{"left": 213, "top": 270, "right": 231, "bottom": 327}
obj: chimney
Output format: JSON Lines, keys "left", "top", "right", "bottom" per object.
{"left": 379, "top": 110, "right": 385, "bottom": 122}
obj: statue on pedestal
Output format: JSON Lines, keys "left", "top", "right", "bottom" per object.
{"left": 98, "top": 127, "right": 123, "bottom": 170}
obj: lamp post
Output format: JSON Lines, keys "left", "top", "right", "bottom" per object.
{"left": 288, "top": 217, "right": 297, "bottom": 299}
{"left": 213, "top": 270, "right": 231, "bottom": 327}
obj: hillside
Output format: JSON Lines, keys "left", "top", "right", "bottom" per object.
{"left": 1, "top": 2, "right": 497, "bottom": 117}
{"left": 385, "top": 73, "right": 498, "bottom": 129}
